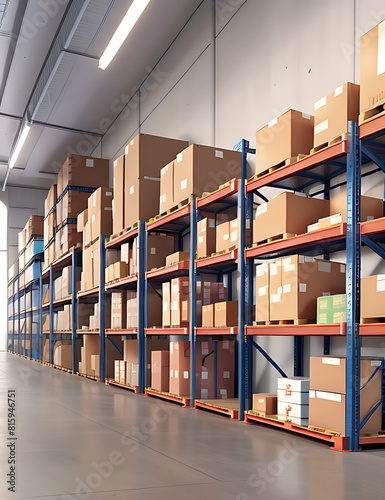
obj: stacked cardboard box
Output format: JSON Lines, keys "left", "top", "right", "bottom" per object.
{"left": 313, "top": 83, "right": 360, "bottom": 148}
{"left": 317, "top": 294, "right": 346, "bottom": 324}
{"left": 44, "top": 184, "right": 57, "bottom": 265}
{"left": 214, "top": 301, "right": 238, "bottom": 327}
{"left": 151, "top": 351, "right": 170, "bottom": 392}
{"left": 80, "top": 335, "right": 122, "bottom": 378}
{"left": 123, "top": 338, "right": 169, "bottom": 387}
{"left": 125, "top": 286, "right": 162, "bottom": 329}
{"left": 111, "top": 292, "right": 126, "bottom": 330}
{"left": 361, "top": 275, "right": 385, "bottom": 321}
{"left": 18, "top": 216, "right": 44, "bottom": 270}
{"left": 255, "top": 110, "right": 314, "bottom": 175}
{"left": 277, "top": 377, "right": 310, "bottom": 425}
{"left": 197, "top": 217, "right": 216, "bottom": 259}
{"left": 253, "top": 192, "right": 330, "bottom": 245}
{"left": 330, "top": 185, "right": 382, "bottom": 223}
{"left": 309, "top": 357, "right": 383, "bottom": 435}
{"left": 252, "top": 393, "right": 277, "bottom": 416}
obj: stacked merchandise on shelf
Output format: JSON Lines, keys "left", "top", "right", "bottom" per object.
{"left": 277, "top": 377, "right": 310, "bottom": 426}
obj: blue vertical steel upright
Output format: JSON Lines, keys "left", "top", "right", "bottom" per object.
{"left": 245, "top": 190, "right": 254, "bottom": 409}
{"left": 38, "top": 270, "right": 42, "bottom": 361}
{"left": 137, "top": 221, "right": 147, "bottom": 393}
{"left": 71, "top": 247, "right": 77, "bottom": 374}
{"left": 49, "top": 265, "right": 54, "bottom": 364}
{"left": 345, "top": 120, "right": 361, "bottom": 451}
{"left": 99, "top": 236, "right": 106, "bottom": 383}
{"left": 189, "top": 196, "right": 197, "bottom": 406}
{"left": 17, "top": 274, "right": 20, "bottom": 355}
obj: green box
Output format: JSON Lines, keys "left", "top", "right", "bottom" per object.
{"left": 317, "top": 294, "right": 346, "bottom": 325}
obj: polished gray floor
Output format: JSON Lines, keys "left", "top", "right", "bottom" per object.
{"left": 1, "top": 352, "right": 385, "bottom": 500}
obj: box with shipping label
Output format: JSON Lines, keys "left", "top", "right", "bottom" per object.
{"left": 214, "top": 301, "right": 238, "bottom": 328}
{"left": 165, "top": 251, "right": 189, "bottom": 267}
{"left": 330, "top": 185, "right": 383, "bottom": 223}
{"left": 197, "top": 217, "right": 216, "bottom": 259}
{"left": 151, "top": 350, "right": 170, "bottom": 393}
{"left": 317, "top": 294, "right": 346, "bottom": 325}
{"left": 159, "top": 161, "right": 174, "bottom": 214}
{"left": 253, "top": 192, "right": 329, "bottom": 244}
{"left": 169, "top": 341, "right": 190, "bottom": 397}
{"left": 57, "top": 155, "right": 109, "bottom": 197}
{"left": 174, "top": 144, "right": 241, "bottom": 205}
{"left": 252, "top": 393, "right": 277, "bottom": 415}
{"left": 255, "top": 263, "right": 269, "bottom": 322}
{"left": 255, "top": 110, "right": 314, "bottom": 175}
{"left": 111, "top": 292, "right": 127, "bottom": 330}
{"left": 313, "top": 82, "right": 360, "bottom": 148}
{"left": 113, "top": 155, "right": 125, "bottom": 234}
{"left": 171, "top": 277, "right": 190, "bottom": 328}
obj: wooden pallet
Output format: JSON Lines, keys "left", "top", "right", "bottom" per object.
{"left": 76, "top": 372, "right": 100, "bottom": 382}
{"left": 254, "top": 233, "right": 297, "bottom": 246}
{"left": 359, "top": 104, "right": 385, "bottom": 125}
{"left": 253, "top": 319, "right": 310, "bottom": 326}
{"left": 145, "top": 387, "right": 190, "bottom": 407}
{"left": 195, "top": 399, "right": 239, "bottom": 420}
{"left": 250, "top": 155, "right": 307, "bottom": 181}
{"left": 209, "top": 245, "right": 237, "bottom": 257}
{"left": 105, "top": 379, "right": 140, "bottom": 393}
{"left": 310, "top": 133, "right": 348, "bottom": 155}
{"left": 109, "top": 222, "right": 139, "bottom": 242}
{"left": 200, "top": 178, "right": 236, "bottom": 199}
{"left": 154, "top": 197, "right": 193, "bottom": 221}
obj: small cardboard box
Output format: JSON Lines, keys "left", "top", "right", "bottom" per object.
{"left": 111, "top": 292, "right": 127, "bottom": 330}
{"left": 214, "top": 301, "right": 238, "bottom": 328}
{"left": 361, "top": 275, "right": 385, "bottom": 319}
{"left": 159, "top": 161, "right": 174, "bottom": 214}
{"left": 252, "top": 393, "right": 277, "bottom": 415}
{"left": 253, "top": 192, "right": 329, "bottom": 244}
{"left": 171, "top": 277, "right": 190, "bottom": 327}
{"left": 330, "top": 185, "right": 383, "bottom": 223}
{"left": 255, "top": 110, "right": 314, "bottom": 175}
{"left": 113, "top": 261, "right": 128, "bottom": 281}
{"left": 25, "top": 215, "right": 44, "bottom": 243}
{"left": 255, "top": 263, "right": 269, "bottom": 322}
{"left": 45, "top": 183, "right": 57, "bottom": 213}
{"left": 360, "top": 20, "right": 385, "bottom": 113}
{"left": 216, "top": 221, "right": 230, "bottom": 253}
{"left": 197, "top": 217, "right": 216, "bottom": 259}
{"left": 113, "top": 155, "right": 125, "bottom": 234}
{"left": 313, "top": 82, "right": 360, "bottom": 148}
{"left": 165, "top": 251, "right": 190, "bottom": 267}
{"left": 317, "top": 294, "right": 346, "bottom": 325}
{"left": 317, "top": 214, "right": 343, "bottom": 229}
{"left": 114, "top": 360, "right": 120, "bottom": 382}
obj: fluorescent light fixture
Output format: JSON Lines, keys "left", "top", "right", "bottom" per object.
{"left": 9, "top": 123, "right": 31, "bottom": 169}
{"left": 99, "top": 0, "right": 150, "bottom": 70}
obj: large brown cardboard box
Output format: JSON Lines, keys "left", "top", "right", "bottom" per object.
{"left": 314, "top": 83, "right": 360, "bottom": 148}
{"left": 360, "top": 20, "right": 385, "bottom": 113}
{"left": 169, "top": 341, "right": 190, "bottom": 396}
{"left": 197, "top": 217, "right": 216, "bottom": 259}
{"left": 270, "top": 256, "right": 346, "bottom": 322}
{"left": 81, "top": 334, "right": 99, "bottom": 376}
{"left": 255, "top": 110, "right": 314, "bottom": 175}
{"left": 253, "top": 393, "right": 278, "bottom": 415}
{"left": 147, "top": 285, "right": 162, "bottom": 327}
{"left": 361, "top": 274, "right": 385, "bottom": 319}
{"left": 60, "top": 224, "right": 83, "bottom": 255}
{"left": 330, "top": 184, "right": 383, "bottom": 222}
{"left": 124, "top": 338, "right": 169, "bottom": 387}
{"left": 147, "top": 234, "right": 175, "bottom": 270}
{"left": 151, "top": 351, "right": 170, "bottom": 393}
{"left": 162, "top": 282, "right": 171, "bottom": 327}
{"left": 88, "top": 187, "right": 113, "bottom": 241}
{"left": 214, "top": 301, "right": 238, "bottom": 327}
{"left": 216, "top": 221, "right": 230, "bottom": 253}
{"left": 255, "top": 263, "right": 269, "bottom": 322}
{"left": 173, "top": 144, "right": 242, "bottom": 205}
{"left": 25, "top": 215, "right": 44, "bottom": 243}
{"left": 160, "top": 161, "right": 174, "bottom": 214}
{"left": 58, "top": 155, "right": 109, "bottom": 197}
{"left": 45, "top": 184, "right": 57, "bottom": 214}
{"left": 124, "top": 134, "right": 188, "bottom": 228}
{"left": 216, "top": 340, "right": 235, "bottom": 399}
{"left": 171, "top": 277, "right": 190, "bottom": 327}
{"left": 57, "top": 190, "right": 93, "bottom": 226}
{"left": 196, "top": 341, "right": 215, "bottom": 399}
{"left": 165, "top": 251, "right": 189, "bottom": 267}
{"left": 113, "top": 155, "right": 125, "bottom": 234}
{"left": 253, "top": 192, "right": 330, "bottom": 244}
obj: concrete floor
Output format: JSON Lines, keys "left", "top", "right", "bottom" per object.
{"left": 1, "top": 353, "right": 385, "bottom": 500}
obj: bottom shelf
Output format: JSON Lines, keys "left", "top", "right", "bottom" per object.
{"left": 76, "top": 372, "right": 101, "bottom": 382}
{"left": 195, "top": 398, "right": 239, "bottom": 420}
{"left": 145, "top": 387, "right": 190, "bottom": 407}
{"left": 43, "top": 362, "right": 72, "bottom": 373}
{"left": 105, "top": 379, "right": 140, "bottom": 393}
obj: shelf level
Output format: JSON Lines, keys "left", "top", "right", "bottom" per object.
{"left": 105, "top": 274, "right": 138, "bottom": 291}
{"left": 42, "top": 248, "right": 80, "bottom": 279}
{"left": 196, "top": 249, "right": 237, "bottom": 271}
{"left": 360, "top": 113, "right": 385, "bottom": 139}
{"left": 197, "top": 178, "right": 238, "bottom": 209}
{"left": 196, "top": 327, "right": 237, "bottom": 336}
{"left": 77, "top": 286, "right": 99, "bottom": 299}
{"left": 246, "top": 323, "right": 346, "bottom": 336}
{"left": 147, "top": 203, "right": 191, "bottom": 232}
{"left": 106, "top": 227, "right": 139, "bottom": 249}
{"left": 145, "top": 327, "right": 189, "bottom": 336}
{"left": 146, "top": 261, "right": 189, "bottom": 281}
{"left": 106, "top": 328, "right": 138, "bottom": 335}
{"left": 361, "top": 217, "right": 385, "bottom": 236}
{"left": 359, "top": 324, "right": 385, "bottom": 336}
{"left": 246, "top": 224, "right": 346, "bottom": 259}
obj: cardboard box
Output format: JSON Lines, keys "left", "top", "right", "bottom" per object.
{"left": 147, "top": 234, "right": 175, "bottom": 270}
{"left": 114, "top": 360, "right": 120, "bottom": 383}
{"left": 18, "top": 228, "right": 26, "bottom": 253}
{"left": 151, "top": 351, "right": 170, "bottom": 392}
{"left": 330, "top": 184, "right": 383, "bottom": 222}
{"left": 165, "top": 251, "right": 190, "bottom": 267}
{"left": 277, "top": 388, "right": 309, "bottom": 405}
{"left": 317, "top": 214, "right": 343, "bottom": 229}
{"left": 197, "top": 341, "right": 215, "bottom": 399}
{"left": 278, "top": 377, "right": 310, "bottom": 393}
{"left": 202, "top": 304, "right": 214, "bottom": 328}
{"left": 159, "top": 161, "right": 174, "bottom": 214}
{"left": 361, "top": 275, "right": 385, "bottom": 319}
{"left": 58, "top": 155, "right": 109, "bottom": 197}
{"left": 113, "top": 261, "right": 128, "bottom": 281}
{"left": 214, "top": 301, "right": 238, "bottom": 327}
{"left": 25, "top": 215, "right": 44, "bottom": 243}
{"left": 197, "top": 217, "right": 216, "bottom": 259}
{"left": 162, "top": 282, "right": 171, "bottom": 327}
{"left": 252, "top": 393, "right": 277, "bottom": 415}
{"left": 45, "top": 184, "right": 57, "bottom": 214}
{"left": 81, "top": 244, "right": 93, "bottom": 291}
{"left": 81, "top": 334, "right": 99, "bottom": 376}
{"left": 124, "top": 134, "right": 188, "bottom": 228}
{"left": 255, "top": 263, "right": 269, "bottom": 322}
{"left": 360, "top": 20, "right": 385, "bottom": 113}
{"left": 216, "top": 340, "right": 235, "bottom": 399}
{"left": 77, "top": 209, "right": 88, "bottom": 233}
{"left": 119, "top": 360, "right": 127, "bottom": 385}
{"left": 270, "top": 256, "right": 346, "bottom": 322}
{"left": 313, "top": 82, "right": 360, "bottom": 147}
{"left": 92, "top": 240, "right": 101, "bottom": 288}
{"left": 216, "top": 221, "right": 230, "bottom": 253}
{"left": 309, "top": 391, "right": 382, "bottom": 435}
{"left": 255, "top": 110, "right": 314, "bottom": 175}
{"left": 113, "top": 155, "right": 125, "bottom": 234}
{"left": 88, "top": 187, "right": 113, "bottom": 241}
{"left": 277, "top": 401, "right": 309, "bottom": 419}
{"left": 123, "top": 338, "right": 169, "bottom": 387}
{"left": 317, "top": 294, "right": 346, "bottom": 325}
{"left": 147, "top": 285, "right": 162, "bottom": 327}
{"left": 169, "top": 341, "right": 190, "bottom": 396}
{"left": 253, "top": 192, "right": 329, "bottom": 244}
{"left": 174, "top": 144, "right": 241, "bottom": 205}
{"left": 111, "top": 292, "right": 127, "bottom": 330}
{"left": 171, "top": 277, "right": 190, "bottom": 328}
{"left": 57, "top": 190, "right": 93, "bottom": 226}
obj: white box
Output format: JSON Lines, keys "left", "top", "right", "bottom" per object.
{"left": 277, "top": 388, "right": 309, "bottom": 405}
{"left": 277, "top": 377, "right": 310, "bottom": 393}
{"left": 278, "top": 415, "right": 309, "bottom": 426}
{"left": 277, "top": 401, "right": 309, "bottom": 419}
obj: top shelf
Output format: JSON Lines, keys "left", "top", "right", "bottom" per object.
{"left": 197, "top": 178, "right": 238, "bottom": 211}
{"left": 147, "top": 203, "right": 191, "bottom": 233}
{"left": 246, "top": 141, "right": 348, "bottom": 192}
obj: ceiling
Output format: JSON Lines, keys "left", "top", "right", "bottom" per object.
{"left": 0, "top": 0, "right": 202, "bottom": 190}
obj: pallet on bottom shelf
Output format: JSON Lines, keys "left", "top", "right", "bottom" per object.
{"left": 145, "top": 387, "right": 190, "bottom": 407}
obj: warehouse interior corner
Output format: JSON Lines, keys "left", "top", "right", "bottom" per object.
{"left": 3, "top": 1, "right": 385, "bottom": 499}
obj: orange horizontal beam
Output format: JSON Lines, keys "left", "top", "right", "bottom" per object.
{"left": 246, "top": 323, "right": 346, "bottom": 336}
{"left": 197, "top": 179, "right": 238, "bottom": 208}
{"left": 146, "top": 261, "right": 189, "bottom": 280}
{"left": 196, "top": 249, "right": 237, "bottom": 269}
{"left": 105, "top": 274, "right": 138, "bottom": 290}
{"left": 147, "top": 203, "right": 191, "bottom": 231}
{"left": 359, "top": 324, "right": 385, "bottom": 336}
{"left": 106, "top": 227, "right": 139, "bottom": 249}
{"left": 145, "top": 327, "right": 189, "bottom": 336}
{"left": 360, "top": 217, "right": 385, "bottom": 236}
{"left": 359, "top": 114, "right": 385, "bottom": 139}
{"left": 77, "top": 286, "right": 99, "bottom": 299}
{"left": 106, "top": 328, "right": 138, "bottom": 335}
{"left": 196, "top": 327, "right": 237, "bottom": 335}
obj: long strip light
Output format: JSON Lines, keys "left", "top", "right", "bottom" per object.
{"left": 99, "top": 0, "right": 150, "bottom": 70}
{"left": 9, "top": 123, "right": 31, "bottom": 169}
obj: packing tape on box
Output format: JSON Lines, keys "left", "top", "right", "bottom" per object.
{"left": 322, "top": 357, "right": 340, "bottom": 365}
{"left": 268, "top": 117, "right": 277, "bottom": 128}
{"left": 256, "top": 203, "right": 267, "bottom": 216}
{"left": 314, "top": 96, "right": 326, "bottom": 110}
{"left": 316, "top": 391, "right": 342, "bottom": 403}
{"left": 314, "top": 119, "right": 329, "bottom": 135}
{"left": 215, "top": 150, "right": 224, "bottom": 158}
{"left": 334, "top": 85, "right": 343, "bottom": 97}
{"left": 86, "top": 159, "right": 94, "bottom": 167}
